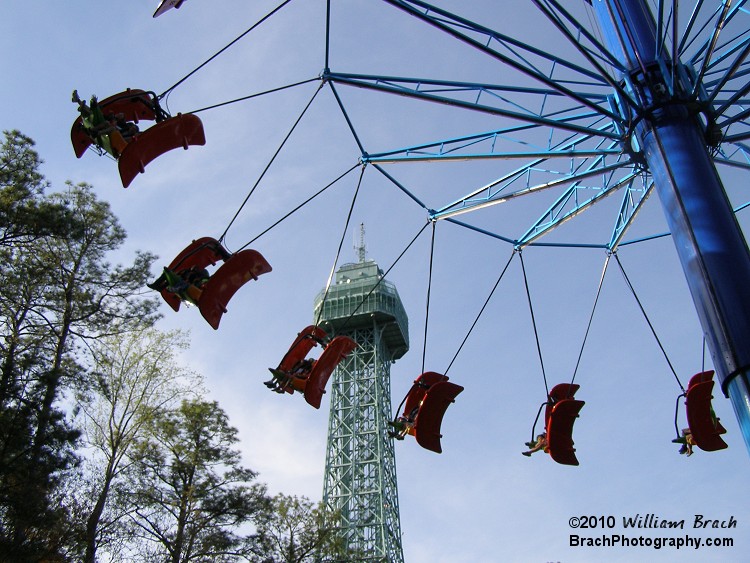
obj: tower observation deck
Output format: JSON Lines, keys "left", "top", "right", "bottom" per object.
{"left": 314, "top": 243, "right": 408, "bottom": 562}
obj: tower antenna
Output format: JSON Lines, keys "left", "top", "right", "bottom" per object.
{"left": 355, "top": 222, "right": 367, "bottom": 263}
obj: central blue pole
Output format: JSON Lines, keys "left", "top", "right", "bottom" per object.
{"left": 593, "top": 0, "right": 750, "bottom": 454}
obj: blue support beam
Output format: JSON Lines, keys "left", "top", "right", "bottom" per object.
{"left": 593, "top": 0, "right": 750, "bottom": 454}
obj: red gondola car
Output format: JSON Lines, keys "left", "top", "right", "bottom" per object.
{"left": 267, "top": 327, "right": 356, "bottom": 409}
{"left": 684, "top": 371, "right": 728, "bottom": 452}
{"left": 149, "top": 237, "right": 271, "bottom": 329}
{"left": 72, "top": 89, "right": 205, "bottom": 187}
{"left": 391, "top": 372, "right": 463, "bottom": 453}
{"left": 542, "top": 383, "right": 585, "bottom": 466}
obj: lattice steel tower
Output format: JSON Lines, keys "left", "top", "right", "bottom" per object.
{"left": 314, "top": 228, "right": 408, "bottom": 562}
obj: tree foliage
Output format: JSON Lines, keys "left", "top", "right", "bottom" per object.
{"left": 0, "top": 129, "right": 72, "bottom": 245}
{"left": 0, "top": 130, "right": 334, "bottom": 562}
{"left": 79, "top": 326, "right": 203, "bottom": 563}
{"left": 0, "top": 130, "right": 160, "bottom": 560}
{"left": 254, "top": 494, "right": 346, "bottom": 563}
{"left": 126, "top": 399, "right": 270, "bottom": 562}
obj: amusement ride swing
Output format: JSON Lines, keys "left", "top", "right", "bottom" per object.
{"left": 389, "top": 223, "right": 464, "bottom": 454}
{"left": 153, "top": 0, "right": 188, "bottom": 18}
{"left": 614, "top": 253, "right": 729, "bottom": 454}
{"left": 146, "top": 237, "right": 271, "bottom": 330}
{"left": 518, "top": 250, "right": 597, "bottom": 466}
{"left": 676, "top": 370, "right": 729, "bottom": 453}
{"left": 69, "top": 0, "right": 750, "bottom": 455}
{"left": 265, "top": 167, "right": 369, "bottom": 409}
{"left": 71, "top": 89, "right": 206, "bottom": 188}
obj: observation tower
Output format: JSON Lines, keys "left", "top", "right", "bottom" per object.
{"left": 314, "top": 228, "right": 408, "bottom": 562}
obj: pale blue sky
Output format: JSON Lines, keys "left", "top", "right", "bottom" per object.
{"left": 2, "top": 1, "right": 749, "bottom": 561}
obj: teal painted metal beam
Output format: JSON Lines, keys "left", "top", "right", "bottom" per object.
{"left": 316, "top": 257, "right": 408, "bottom": 562}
